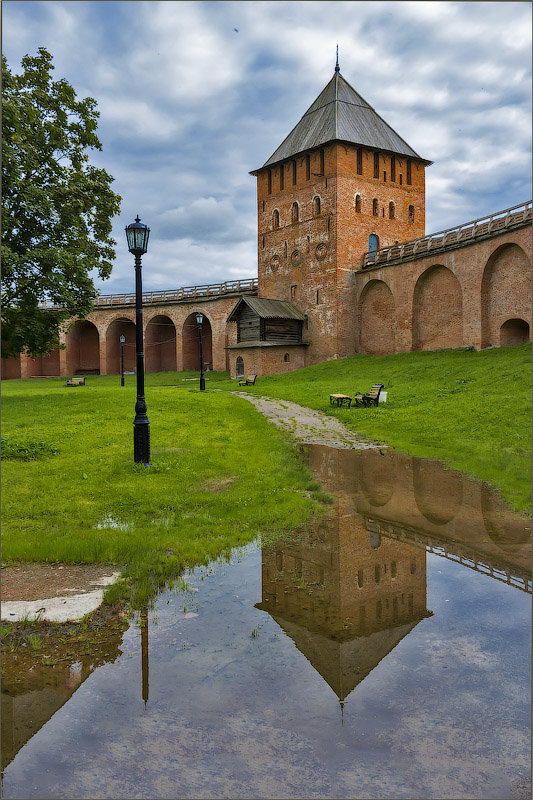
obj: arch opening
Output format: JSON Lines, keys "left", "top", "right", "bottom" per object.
{"left": 412, "top": 265, "right": 463, "bottom": 351}
{"left": 359, "top": 279, "right": 396, "bottom": 355}
{"left": 145, "top": 315, "right": 177, "bottom": 373}
{"left": 182, "top": 313, "right": 213, "bottom": 371}
{"left": 66, "top": 320, "right": 100, "bottom": 375}
{"left": 481, "top": 243, "right": 531, "bottom": 348}
{"left": 500, "top": 318, "right": 530, "bottom": 347}
{"left": 105, "top": 318, "right": 136, "bottom": 375}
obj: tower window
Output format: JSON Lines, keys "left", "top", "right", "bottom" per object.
{"left": 319, "top": 148, "right": 325, "bottom": 176}
{"left": 292, "top": 160, "right": 297, "bottom": 184}
{"left": 407, "top": 159, "right": 412, "bottom": 185}
{"left": 357, "top": 569, "right": 364, "bottom": 588}
{"left": 284, "top": 353, "right": 290, "bottom": 363}
{"left": 383, "top": 171, "right": 387, "bottom": 182}
{"left": 290, "top": 284, "right": 297, "bottom": 300}
{"left": 306, "top": 154, "right": 310, "bottom": 180}
{"left": 373, "top": 152, "right": 380, "bottom": 178}
{"left": 236, "top": 356, "right": 244, "bottom": 378}
{"left": 375, "top": 565, "right": 381, "bottom": 584}
{"left": 291, "top": 202, "right": 299, "bottom": 223}
{"left": 389, "top": 202, "right": 395, "bottom": 219}
{"left": 272, "top": 209, "right": 280, "bottom": 229}
{"left": 316, "top": 290, "right": 320, "bottom": 304}
{"left": 400, "top": 174, "right": 403, "bottom": 186}
{"left": 284, "top": 241, "right": 287, "bottom": 257}
{"left": 262, "top": 235, "right": 265, "bottom": 248}
{"left": 279, "top": 165, "right": 284, "bottom": 191}
{"left": 409, "top": 205, "right": 415, "bottom": 223}
{"left": 357, "top": 147, "right": 363, "bottom": 175}
{"left": 313, "top": 196, "right": 321, "bottom": 217}
{"left": 355, "top": 194, "right": 361, "bottom": 213}
{"left": 391, "top": 156, "right": 396, "bottom": 182}
{"left": 267, "top": 170, "right": 272, "bottom": 194}
{"left": 372, "top": 199, "right": 379, "bottom": 216}
{"left": 306, "top": 235, "right": 311, "bottom": 252}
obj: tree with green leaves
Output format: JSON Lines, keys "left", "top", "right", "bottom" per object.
{"left": 1, "top": 47, "right": 121, "bottom": 358}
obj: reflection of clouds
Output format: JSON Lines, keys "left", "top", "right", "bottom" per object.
{"left": 423, "top": 633, "right": 497, "bottom": 670}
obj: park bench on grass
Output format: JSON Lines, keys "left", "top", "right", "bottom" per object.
{"left": 353, "top": 383, "right": 384, "bottom": 407}
{"left": 329, "top": 393, "right": 352, "bottom": 408}
{"left": 239, "top": 374, "right": 257, "bottom": 386}
{"left": 65, "top": 376, "right": 85, "bottom": 387}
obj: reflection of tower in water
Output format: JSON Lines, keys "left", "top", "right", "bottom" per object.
{"left": 256, "top": 471, "right": 431, "bottom": 703}
{"left": 256, "top": 443, "right": 532, "bottom": 704}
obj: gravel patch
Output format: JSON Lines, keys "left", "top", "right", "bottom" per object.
{"left": 232, "top": 392, "right": 382, "bottom": 450}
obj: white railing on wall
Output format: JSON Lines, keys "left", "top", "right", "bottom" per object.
{"left": 361, "top": 200, "right": 532, "bottom": 269}
{"left": 40, "top": 278, "right": 258, "bottom": 310}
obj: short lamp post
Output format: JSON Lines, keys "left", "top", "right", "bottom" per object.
{"left": 196, "top": 312, "right": 205, "bottom": 391}
{"left": 120, "top": 334, "right": 126, "bottom": 387}
{"left": 125, "top": 215, "right": 151, "bottom": 465}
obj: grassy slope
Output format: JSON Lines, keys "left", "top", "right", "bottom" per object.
{"left": 1, "top": 376, "right": 322, "bottom": 605}
{"left": 216, "top": 344, "right": 532, "bottom": 514}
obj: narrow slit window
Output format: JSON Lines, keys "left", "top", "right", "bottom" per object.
{"left": 375, "top": 565, "right": 381, "bottom": 583}
{"left": 319, "top": 148, "right": 325, "bottom": 175}
{"left": 391, "top": 156, "right": 396, "bottom": 182}
{"left": 284, "top": 353, "right": 290, "bottom": 363}
{"left": 291, "top": 202, "right": 299, "bottom": 223}
{"left": 357, "top": 147, "right": 363, "bottom": 175}
{"left": 290, "top": 284, "right": 297, "bottom": 300}
{"left": 355, "top": 194, "right": 361, "bottom": 213}
{"left": 313, "top": 196, "right": 321, "bottom": 217}
{"left": 267, "top": 170, "right": 272, "bottom": 194}
{"left": 389, "top": 202, "right": 395, "bottom": 219}
{"left": 373, "top": 199, "right": 379, "bottom": 216}
{"left": 374, "top": 152, "right": 380, "bottom": 178}
{"left": 279, "top": 165, "right": 284, "bottom": 190}
{"left": 292, "top": 160, "right": 297, "bottom": 184}
{"left": 383, "top": 171, "right": 387, "bottom": 182}
{"left": 272, "top": 209, "right": 280, "bottom": 229}
{"left": 357, "top": 569, "right": 364, "bottom": 588}
{"left": 306, "top": 154, "right": 310, "bottom": 180}
{"left": 407, "top": 159, "right": 412, "bottom": 185}
{"left": 409, "top": 205, "right": 415, "bottom": 223}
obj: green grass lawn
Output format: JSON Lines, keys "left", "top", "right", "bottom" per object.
{"left": 2, "top": 344, "right": 531, "bottom": 607}
{"left": 217, "top": 343, "right": 532, "bottom": 514}
{"left": 1, "top": 374, "right": 323, "bottom": 606}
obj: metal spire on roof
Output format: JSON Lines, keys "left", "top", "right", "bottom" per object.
{"left": 335, "top": 44, "right": 340, "bottom": 73}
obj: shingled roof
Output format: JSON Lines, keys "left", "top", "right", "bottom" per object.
{"left": 252, "top": 69, "right": 431, "bottom": 172}
{"left": 227, "top": 296, "right": 306, "bottom": 322}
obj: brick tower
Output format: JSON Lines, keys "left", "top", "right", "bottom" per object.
{"left": 250, "top": 60, "right": 431, "bottom": 365}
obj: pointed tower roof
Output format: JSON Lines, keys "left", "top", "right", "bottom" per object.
{"left": 252, "top": 70, "right": 431, "bottom": 172}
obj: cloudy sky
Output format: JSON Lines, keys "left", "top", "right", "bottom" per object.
{"left": 3, "top": 0, "right": 532, "bottom": 295}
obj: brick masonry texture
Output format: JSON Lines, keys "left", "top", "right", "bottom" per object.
{"left": 3, "top": 120, "right": 531, "bottom": 379}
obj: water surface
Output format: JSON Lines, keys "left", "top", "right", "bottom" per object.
{"left": 2, "top": 447, "right": 531, "bottom": 799}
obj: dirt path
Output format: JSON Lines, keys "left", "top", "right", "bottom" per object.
{"left": 233, "top": 392, "right": 381, "bottom": 450}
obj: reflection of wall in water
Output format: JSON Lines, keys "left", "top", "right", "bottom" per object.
{"left": 304, "top": 446, "right": 531, "bottom": 578}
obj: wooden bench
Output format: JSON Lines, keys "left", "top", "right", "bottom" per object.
{"left": 238, "top": 374, "right": 257, "bottom": 386}
{"left": 65, "top": 376, "right": 86, "bottom": 387}
{"left": 329, "top": 393, "right": 352, "bottom": 408}
{"left": 353, "top": 383, "right": 384, "bottom": 407}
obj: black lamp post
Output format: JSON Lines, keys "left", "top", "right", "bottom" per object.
{"left": 125, "top": 215, "right": 151, "bottom": 465}
{"left": 196, "top": 312, "right": 205, "bottom": 391}
{"left": 120, "top": 334, "right": 125, "bottom": 387}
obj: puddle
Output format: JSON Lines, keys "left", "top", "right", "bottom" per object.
{"left": 1, "top": 448, "right": 531, "bottom": 799}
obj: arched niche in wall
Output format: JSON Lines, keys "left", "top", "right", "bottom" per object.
{"left": 105, "top": 317, "right": 135, "bottom": 375}
{"left": 182, "top": 312, "right": 212, "bottom": 371}
{"left": 413, "top": 458, "right": 463, "bottom": 526}
{"left": 66, "top": 319, "right": 100, "bottom": 375}
{"left": 481, "top": 484, "right": 531, "bottom": 554}
{"left": 358, "top": 279, "right": 396, "bottom": 355}
{"left": 359, "top": 449, "right": 395, "bottom": 508}
{"left": 145, "top": 315, "right": 177, "bottom": 373}
{"left": 500, "top": 318, "right": 530, "bottom": 347}
{"left": 481, "top": 243, "right": 531, "bottom": 348}
{"left": 412, "top": 265, "right": 463, "bottom": 351}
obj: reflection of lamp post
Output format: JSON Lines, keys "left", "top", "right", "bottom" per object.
{"left": 195, "top": 312, "right": 205, "bottom": 391}
{"left": 120, "top": 334, "right": 125, "bottom": 387}
{"left": 125, "top": 215, "right": 150, "bottom": 465}
{"left": 141, "top": 607, "right": 149, "bottom": 709}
